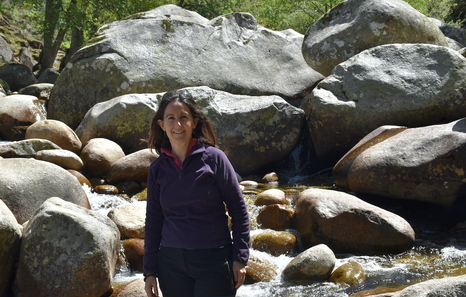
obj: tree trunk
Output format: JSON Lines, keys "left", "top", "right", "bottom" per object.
{"left": 38, "top": 0, "right": 67, "bottom": 75}
{"left": 59, "top": 27, "right": 84, "bottom": 71}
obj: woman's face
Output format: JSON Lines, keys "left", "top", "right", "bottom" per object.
{"left": 158, "top": 101, "right": 199, "bottom": 148}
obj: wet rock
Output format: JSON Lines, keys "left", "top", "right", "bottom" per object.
{"left": 107, "top": 204, "right": 145, "bottom": 239}
{"left": 262, "top": 172, "right": 278, "bottom": 183}
{"left": 35, "top": 149, "right": 83, "bottom": 170}
{"left": 13, "top": 197, "right": 120, "bottom": 297}
{"left": 334, "top": 118, "right": 466, "bottom": 209}
{"left": 0, "top": 158, "right": 90, "bottom": 224}
{"left": 295, "top": 188, "right": 415, "bottom": 255}
{"left": 94, "top": 185, "right": 119, "bottom": 195}
{"left": 0, "top": 94, "right": 45, "bottom": 140}
{"left": 0, "top": 138, "right": 61, "bottom": 158}
{"left": 109, "top": 278, "right": 148, "bottom": 297}
{"left": 255, "top": 189, "right": 287, "bottom": 206}
{"left": 114, "top": 181, "right": 142, "bottom": 196}
{"left": 67, "top": 169, "right": 92, "bottom": 187}
{"left": 302, "top": 0, "right": 449, "bottom": 76}
{"left": 106, "top": 149, "right": 158, "bottom": 184}
{"left": 257, "top": 204, "right": 294, "bottom": 230}
{"left": 392, "top": 274, "right": 466, "bottom": 297}
{"left": 330, "top": 261, "right": 365, "bottom": 286}
{"left": 0, "top": 200, "right": 22, "bottom": 297}
{"left": 0, "top": 63, "right": 37, "bottom": 92}
{"left": 281, "top": 244, "right": 335, "bottom": 284}
{"left": 48, "top": 5, "right": 323, "bottom": 129}
{"left": 245, "top": 261, "right": 277, "bottom": 283}
{"left": 302, "top": 43, "right": 466, "bottom": 167}
{"left": 25, "top": 119, "right": 82, "bottom": 154}
{"left": 251, "top": 230, "right": 296, "bottom": 256}
{"left": 122, "top": 238, "right": 144, "bottom": 272}
{"left": 240, "top": 180, "right": 259, "bottom": 188}
{"left": 80, "top": 138, "right": 125, "bottom": 178}
{"left": 351, "top": 288, "right": 399, "bottom": 297}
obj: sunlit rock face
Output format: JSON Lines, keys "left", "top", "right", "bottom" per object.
{"left": 48, "top": 4, "right": 323, "bottom": 129}
{"left": 302, "top": 0, "right": 449, "bottom": 76}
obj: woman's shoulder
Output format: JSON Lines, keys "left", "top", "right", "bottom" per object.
{"left": 202, "top": 145, "right": 233, "bottom": 166}
{"left": 149, "top": 152, "right": 169, "bottom": 169}
{"left": 204, "top": 145, "right": 226, "bottom": 157}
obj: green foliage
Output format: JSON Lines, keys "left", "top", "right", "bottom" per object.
{"left": 404, "top": 0, "right": 464, "bottom": 26}
{"left": 2, "top": 0, "right": 465, "bottom": 70}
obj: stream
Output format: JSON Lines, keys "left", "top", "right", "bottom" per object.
{"left": 85, "top": 174, "right": 466, "bottom": 297}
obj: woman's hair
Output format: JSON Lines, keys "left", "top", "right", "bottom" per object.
{"left": 148, "top": 89, "right": 217, "bottom": 153}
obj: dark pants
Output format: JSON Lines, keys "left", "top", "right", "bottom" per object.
{"left": 158, "top": 245, "right": 236, "bottom": 297}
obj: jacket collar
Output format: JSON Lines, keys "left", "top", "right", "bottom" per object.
{"left": 160, "top": 138, "right": 204, "bottom": 169}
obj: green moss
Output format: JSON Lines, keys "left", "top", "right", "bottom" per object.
{"left": 113, "top": 104, "right": 154, "bottom": 137}
{"left": 162, "top": 19, "right": 175, "bottom": 33}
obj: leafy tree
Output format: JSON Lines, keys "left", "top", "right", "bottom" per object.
{"left": 9, "top": 0, "right": 172, "bottom": 74}
{"left": 5, "top": 0, "right": 464, "bottom": 72}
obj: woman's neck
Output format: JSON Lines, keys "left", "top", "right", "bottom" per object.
{"left": 171, "top": 144, "right": 188, "bottom": 163}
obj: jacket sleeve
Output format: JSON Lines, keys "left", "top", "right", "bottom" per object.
{"left": 143, "top": 161, "right": 164, "bottom": 275}
{"left": 212, "top": 148, "right": 250, "bottom": 265}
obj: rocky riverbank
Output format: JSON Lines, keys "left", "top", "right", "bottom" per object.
{"left": 1, "top": 0, "right": 466, "bottom": 296}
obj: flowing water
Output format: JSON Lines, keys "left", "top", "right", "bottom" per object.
{"left": 85, "top": 176, "right": 466, "bottom": 297}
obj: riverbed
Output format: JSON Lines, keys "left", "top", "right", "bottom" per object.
{"left": 85, "top": 176, "right": 466, "bottom": 297}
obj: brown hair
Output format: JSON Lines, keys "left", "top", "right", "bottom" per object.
{"left": 148, "top": 89, "right": 217, "bottom": 153}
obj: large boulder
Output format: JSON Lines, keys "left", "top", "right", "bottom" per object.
{"left": 301, "top": 43, "right": 466, "bottom": 167}
{"left": 0, "top": 200, "right": 22, "bottom": 297}
{"left": 121, "top": 238, "right": 144, "bottom": 272}
{"left": 392, "top": 275, "right": 466, "bottom": 297}
{"left": 107, "top": 204, "right": 145, "bottom": 239}
{"left": 429, "top": 18, "right": 466, "bottom": 49}
{"left": 25, "top": 119, "right": 82, "bottom": 154}
{"left": 13, "top": 197, "right": 120, "bottom": 297}
{"left": 110, "top": 278, "right": 147, "bottom": 297}
{"left": 0, "top": 63, "right": 37, "bottom": 92}
{"left": 75, "top": 94, "right": 158, "bottom": 153}
{"left": 333, "top": 119, "right": 466, "bottom": 209}
{"left": 302, "top": 0, "right": 449, "bottom": 76}
{"left": 0, "top": 95, "right": 46, "bottom": 140}
{"left": 251, "top": 230, "right": 297, "bottom": 256}
{"left": 34, "top": 149, "right": 84, "bottom": 171}
{"left": 76, "top": 86, "right": 304, "bottom": 174}
{"left": 0, "top": 139, "right": 61, "bottom": 158}
{"left": 0, "top": 158, "right": 90, "bottom": 224}
{"left": 48, "top": 5, "right": 323, "bottom": 129}
{"left": 294, "top": 188, "right": 415, "bottom": 255}
{"left": 80, "top": 138, "right": 125, "bottom": 178}
{"left": 281, "top": 244, "right": 336, "bottom": 284}
{"left": 106, "top": 148, "right": 159, "bottom": 184}
{"left": 190, "top": 87, "right": 305, "bottom": 174}
{"left": 18, "top": 83, "right": 54, "bottom": 100}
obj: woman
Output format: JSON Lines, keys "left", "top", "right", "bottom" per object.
{"left": 144, "top": 89, "right": 250, "bottom": 297}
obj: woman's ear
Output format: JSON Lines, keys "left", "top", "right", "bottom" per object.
{"left": 157, "top": 119, "right": 165, "bottom": 131}
{"left": 193, "top": 118, "right": 200, "bottom": 128}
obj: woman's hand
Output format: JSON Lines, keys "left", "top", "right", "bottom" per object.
{"left": 144, "top": 275, "right": 159, "bottom": 297}
{"left": 232, "top": 261, "right": 247, "bottom": 289}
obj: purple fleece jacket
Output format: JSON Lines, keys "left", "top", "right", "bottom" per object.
{"left": 143, "top": 140, "right": 250, "bottom": 275}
